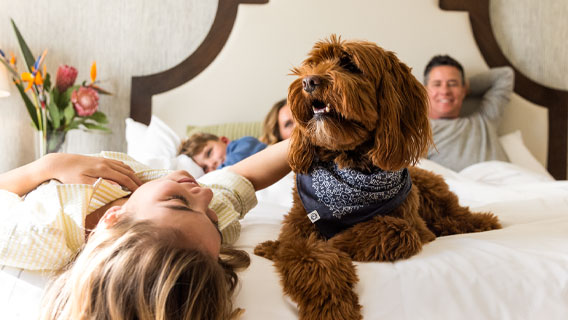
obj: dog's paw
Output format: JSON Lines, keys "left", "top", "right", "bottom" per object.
{"left": 469, "top": 212, "right": 502, "bottom": 231}
{"left": 300, "top": 300, "right": 363, "bottom": 320}
{"left": 434, "top": 212, "right": 502, "bottom": 236}
{"left": 330, "top": 215, "right": 423, "bottom": 262}
{"left": 254, "top": 240, "right": 280, "bottom": 260}
{"left": 378, "top": 218, "right": 423, "bottom": 261}
{"left": 274, "top": 235, "right": 363, "bottom": 320}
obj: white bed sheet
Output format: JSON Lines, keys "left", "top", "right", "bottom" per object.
{"left": 234, "top": 160, "right": 568, "bottom": 320}
{"left": 1, "top": 160, "right": 567, "bottom": 320}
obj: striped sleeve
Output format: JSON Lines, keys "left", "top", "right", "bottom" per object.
{"left": 0, "top": 181, "right": 77, "bottom": 270}
{"left": 0, "top": 152, "right": 171, "bottom": 271}
{"left": 198, "top": 168, "right": 257, "bottom": 244}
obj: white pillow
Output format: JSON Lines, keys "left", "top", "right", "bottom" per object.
{"left": 144, "top": 115, "right": 181, "bottom": 159}
{"left": 125, "top": 118, "right": 148, "bottom": 158}
{"left": 498, "top": 130, "right": 553, "bottom": 179}
{"left": 255, "top": 172, "right": 295, "bottom": 207}
{"left": 125, "top": 116, "right": 205, "bottom": 178}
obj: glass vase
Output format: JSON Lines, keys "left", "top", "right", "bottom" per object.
{"left": 35, "top": 130, "right": 68, "bottom": 159}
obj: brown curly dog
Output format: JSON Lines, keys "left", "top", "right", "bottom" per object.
{"left": 254, "top": 35, "right": 501, "bottom": 320}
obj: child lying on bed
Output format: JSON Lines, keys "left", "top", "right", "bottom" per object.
{"left": 179, "top": 132, "right": 267, "bottom": 173}
{"left": 0, "top": 140, "right": 290, "bottom": 320}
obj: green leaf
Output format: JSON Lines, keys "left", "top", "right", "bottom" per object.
{"left": 63, "top": 102, "right": 75, "bottom": 125}
{"left": 67, "top": 122, "right": 80, "bottom": 131}
{"left": 43, "top": 73, "right": 51, "bottom": 92}
{"left": 47, "top": 91, "right": 60, "bottom": 129}
{"left": 11, "top": 18, "right": 36, "bottom": 73}
{"left": 82, "top": 122, "right": 111, "bottom": 132}
{"left": 0, "top": 58, "right": 19, "bottom": 78}
{"left": 52, "top": 87, "right": 60, "bottom": 106}
{"left": 86, "top": 111, "right": 108, "bottom": 124}
{"left": 15, "top": 83, "right": 39, "bottom": 129}
{"left": 61, "top": 85, "right": 79, "bottom": 106}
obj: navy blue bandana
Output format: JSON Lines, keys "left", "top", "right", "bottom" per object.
{"left": 297, "top": 161, "right": 412, "bottom": 239}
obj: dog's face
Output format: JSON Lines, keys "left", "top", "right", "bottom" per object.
{"left": 287, "top": 35, "right": 432, "bottom": 173}
{"left": 288, "top": 37, "right": 379, "bottom": 151}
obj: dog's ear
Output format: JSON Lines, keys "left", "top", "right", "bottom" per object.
{"left": 368, "top": 50, "right": 433, "bottom": 171}
{"left": 288, "top": 128, "right": 316, "bottom": 174}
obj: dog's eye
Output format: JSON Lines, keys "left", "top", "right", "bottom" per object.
{"left": 339, "top": 56, "right": 361, "bottom": 74}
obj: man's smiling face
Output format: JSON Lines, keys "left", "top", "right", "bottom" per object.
{"left": 425, "top": 65, "right": 467, "bottom": 119}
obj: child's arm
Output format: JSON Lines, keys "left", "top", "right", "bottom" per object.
{"left": 229, "top": 139, "right": 291, "bottom": 191}
{"left": 0, "top": 153, "right": 142, "bottom": 196}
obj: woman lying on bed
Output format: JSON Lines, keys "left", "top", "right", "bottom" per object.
{"left": 0, "top": 140, "right": 290, "bottom": 320}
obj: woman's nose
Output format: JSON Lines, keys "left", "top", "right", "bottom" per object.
{"left": 172, "top": 170, "right": 194, "bottom": 179}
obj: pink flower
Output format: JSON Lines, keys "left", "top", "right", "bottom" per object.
{"left": 71, "top": 86, "right": 99, "bottom": 116}
{"left": 55, "top": 65, "right": 78, "bottom": 92}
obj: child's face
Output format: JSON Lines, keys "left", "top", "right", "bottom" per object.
{"left": 121, "top": 170, "right": 222, "bottom": 257}
{"left": 192, "top": 139, "right": 228, "bottom": 173}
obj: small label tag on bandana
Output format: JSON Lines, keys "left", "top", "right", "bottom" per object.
{"left": 307, "top": 210, "right": 321, "bottom": 223}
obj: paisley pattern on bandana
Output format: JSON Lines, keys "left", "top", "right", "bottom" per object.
{"left": 297, "top": 161, "right": 412, "bottom": 239}
{"left": 311, "top": 162, "right": 406, "bottom": 218}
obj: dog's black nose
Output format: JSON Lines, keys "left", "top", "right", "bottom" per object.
{"left": 302, "top": 75, "right": 321, "bottom": 93}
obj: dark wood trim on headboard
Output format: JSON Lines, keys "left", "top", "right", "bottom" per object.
{"left": 130, "top": 0, "right": 268, "bottom": 125}
{"left": 440, "top": 0, "right": 568, "bottom": 180}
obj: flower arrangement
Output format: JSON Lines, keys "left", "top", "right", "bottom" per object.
{"left": 0, "top": 19, "right": 111, "bottom": 156}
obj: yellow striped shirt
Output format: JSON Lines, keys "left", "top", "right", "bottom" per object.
{"left": 0, "top": 152, "right": 256, "bottom": 271}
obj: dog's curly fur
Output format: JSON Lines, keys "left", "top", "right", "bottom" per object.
{"left": 254, "top": 35, "right": 501, "bottom": 320}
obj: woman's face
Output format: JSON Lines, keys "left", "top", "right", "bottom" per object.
{"left": 277, "top": 104, "right": 295, "bottom": 140}
{"left": 122, "top": 170, "right": 222, "bottom": 257}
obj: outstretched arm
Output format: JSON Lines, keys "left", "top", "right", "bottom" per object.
{"left": 0, "top": 153, "right": 142, "bottom": 196}
{"left": 229, "top": 139, "right": 291, "bottom": 191}
{"left": 467, "top": 66, "right": 514, "bottom": 122}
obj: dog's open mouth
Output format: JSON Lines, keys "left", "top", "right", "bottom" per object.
{"left": 312, "top": 99, "right": 331, "bottom": 115}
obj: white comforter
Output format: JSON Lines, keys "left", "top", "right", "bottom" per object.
{"left": 234, "top": 160, "right": 568, "bottom": 320}
{"left": 1, "top": 160, "right": 567, "bottom": 319}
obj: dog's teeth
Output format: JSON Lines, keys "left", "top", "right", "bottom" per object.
{"left": 325, "top": 105, "right": 330, "bottom": 112}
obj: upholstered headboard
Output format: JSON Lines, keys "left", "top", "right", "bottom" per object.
{"left": 130, "top": 0, "right": 567, "bottom": 180}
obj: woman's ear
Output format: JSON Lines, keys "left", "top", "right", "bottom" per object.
{"left": 220, "top": 136, "right": 230, "bottom": 145}
{"left": 100, "top": 205, "right": 126, "bottom": 228}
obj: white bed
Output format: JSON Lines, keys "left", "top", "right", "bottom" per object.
{"left": 234, "top": 160, "right": 568, "bottom": 320}
{"left": 3, "top": 154, "right": 567, "bottom": 320}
